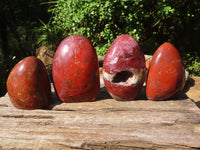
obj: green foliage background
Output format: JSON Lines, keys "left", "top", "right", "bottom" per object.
{"left": 38, "top": 0, "right": 200, "bottom": 55}
{"left": 0, "top": 0, "right": 200, "bottom": 96}
{"left": 37, "top": 0, "right": 200, "bottom": 76}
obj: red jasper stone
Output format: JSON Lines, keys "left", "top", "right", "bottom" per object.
{"left": 7, "top": 56, "right": 51, "bottom": 109}
{"left": 103, "top": 34, "right": 146, "bottom": 101}
{"left": 146, "top": 42, "right": 185, "bottom": 100}
{"left": 52, "top": 35, "right": 100, "bottom": 102}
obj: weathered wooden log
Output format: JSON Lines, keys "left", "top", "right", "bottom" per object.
{"left": 0, "top": 83, "right": 200, "bottom": 149}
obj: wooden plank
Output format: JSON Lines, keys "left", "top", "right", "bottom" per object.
{"left": 185, "top": 77, "right": 200, "bottom": 105}
{"left": 0, "top": 85, "right": 200, "bottom": 149}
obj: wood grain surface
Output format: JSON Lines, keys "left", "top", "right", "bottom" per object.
{"left": 0, "top": 81, "right": 200, "bottom": 149}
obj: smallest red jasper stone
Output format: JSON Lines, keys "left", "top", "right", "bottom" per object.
{"left": 146, "top": 42, "right": 185, "bottom": 100}
{"left": 7, "top": 56, "right": 51, "bottom": 109}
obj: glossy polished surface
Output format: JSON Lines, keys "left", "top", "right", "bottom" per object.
{"left": 146, "top": 42, "right": 185, "bottom": 100}
{"left": 103, "top": 34, "right": 146, "bottom": 101}
{"left": 52, "top": 35, "right": 100, "bottom": 102}
{"left": 7, "top": 56, "right": 51, "bottom": 109}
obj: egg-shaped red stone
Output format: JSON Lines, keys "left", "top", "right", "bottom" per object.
{"left": 103, "top": 34, "right": 146, "bottom": 101}
{"left": 52, "top": 35, "right": 100, "bottom": 102}
{"left": 146, "top": 42, "right": 185, "bottom": 100}
{"left": 7, "top": 56, "right": 51, "bottom": 109}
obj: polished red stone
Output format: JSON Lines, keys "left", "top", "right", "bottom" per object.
{"left": 52, "top": 35, "right": 100, "bottom": 102}
{"left": 103, "top": 34, "right": 146, "bottom": 101}
{"left": 7, "top": 56, "right": 51, "bottom": 109}
{"left": 146, "top": 42, "right": 185, "bottom": 100}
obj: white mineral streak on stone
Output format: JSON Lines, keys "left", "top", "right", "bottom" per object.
{"left": 125, "top": 68, "right": 144, "bottom": 85}
{"left": 103, "top": 68, "right": 145, "bottom": 86}
{"left": 103, "top": 71, "right": 113, "bottom": 81}
{"left": 111, "top": 47, "right": 117, "bottom": 57}
{"left": 109, "top": 92, "right": 126, "bottom": 101}
{"left": 110, "top": 57, "right": 119, "bottom": 64}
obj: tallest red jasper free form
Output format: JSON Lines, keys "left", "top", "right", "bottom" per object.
{"left": 52, "top": 35, "right": 100, "bottom": 102}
